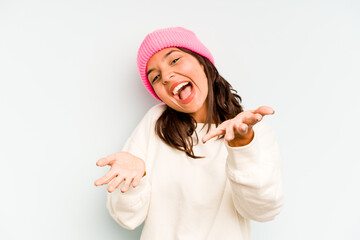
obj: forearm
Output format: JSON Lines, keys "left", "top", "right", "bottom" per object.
{"left": 225, "top": 121, "right": 284, "bottom": 221}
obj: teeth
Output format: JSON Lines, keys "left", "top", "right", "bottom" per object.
{"left": 172, "top": 82, "right": 189, "bottom": 95}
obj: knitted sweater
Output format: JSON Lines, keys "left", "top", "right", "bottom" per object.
{"left": 107, "top": 103, "right": 284, "bottom": 240}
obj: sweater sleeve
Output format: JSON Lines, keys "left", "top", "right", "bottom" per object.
{"left": 225, "top": 121, "right": 285, "bottom": 222}
{"left": 106, "top": 104, "right": 165, "bottom": 230}
{"left": 106, "top": 137, "right": 151, "bottom": 230}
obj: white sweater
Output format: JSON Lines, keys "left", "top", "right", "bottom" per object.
{"left": 107, "top": 103, "right": 284, "bottom": 240}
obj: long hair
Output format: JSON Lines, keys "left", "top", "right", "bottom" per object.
{"left": 155, "top": 47, "right": 243, "bottom": 158}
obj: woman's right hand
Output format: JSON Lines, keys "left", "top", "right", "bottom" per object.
{"left": 94, "top": 152, "right": 146, "bottom": 193}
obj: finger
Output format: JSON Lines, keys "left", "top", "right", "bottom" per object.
{"left": 254, "top": 113, "right": 263, "bottom": 122}
{"left": 96, "top": 153, "right": 117, "bottom": 167}
{"left": 237, "top": 111, "right": 262, "bottom": 126}
{"left": 234, "top": 121, "right": 248, "bottom": 135}
{"left": 107, "top": 176, "right": 126, "bottom": 193}
{"left": 121, "top": 178, "right": 133, "bottom": 193}
{"left": 253, "top": 105, "right": 275, "bottom": 116}
{"left": 240, "top": 123, "right": 249, "bottom": 135}
{"left": 233, "top": 121, "right": 242, "bottom": 134}
{"left": 202, "top": 122, "right": 227, "bottom": 143}
{"left": 246, "top": 113, "right": 263, "bottom": 125}
{"left": 132, "top": 175, "right": 142, "bottom": 188}
{"left": 202, "top": 127, "right": 225, "bottom": 143}
{"left": 224, "top": 123, "right": 235, "bottom": 141}
{"left": 94, "top": 170, "right": 118, "bottom": 186}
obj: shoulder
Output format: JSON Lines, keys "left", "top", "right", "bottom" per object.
{"left": 139, "top": 103, "right": 167, "bottom": 126}
{"left": 146, "top": 103, "right": 167, "bottom": 116}
{"left": 124, "top": 104, "right": 167, "bottom": 147}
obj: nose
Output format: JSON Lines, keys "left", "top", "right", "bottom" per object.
{"left": 161, "top": 72, "right": 175, "bottom": 84}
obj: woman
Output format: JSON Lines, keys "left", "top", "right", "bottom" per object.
{"left": 94, "top": 27, "right": 284, "bottom": 240}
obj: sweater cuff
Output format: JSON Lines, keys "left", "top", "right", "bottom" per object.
{"left": 224, "top": 128, "right": 261, "bottom": 171}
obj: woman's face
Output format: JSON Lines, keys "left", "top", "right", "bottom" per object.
{"left": 146, "top": 47, "right": 209, "bottom": 122}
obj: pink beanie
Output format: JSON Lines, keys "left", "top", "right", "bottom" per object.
{"left": 137, "top": 27, "right": 215, "bottom": 101}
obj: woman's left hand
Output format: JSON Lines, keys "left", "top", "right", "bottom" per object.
{"left": 202, "top": 106, "right": 275, "bottom": 147}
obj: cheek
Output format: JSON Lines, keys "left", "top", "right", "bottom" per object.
{"left": 185, "top": 64, "right": 207, "bottom": 85}
{"left": 152, "top": 85, "right": 171, "bottom": 102}
{"left": 198, "top": 73, "right": 208, "bottom": 89}
{"left": 178, "top": 60, "right": 198, "bottom": 74}
{"left": 153, "top": 85, "right": 164, "bottom": 97}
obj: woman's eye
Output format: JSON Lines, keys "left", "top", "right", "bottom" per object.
{"left": 152, "top": 75, "right": 159, "bottom": 83}
{"left": 171, "top": 58, "right": 180, "bottom": 64}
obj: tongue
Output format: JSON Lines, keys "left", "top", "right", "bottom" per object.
{"left": 179, "top": 85, "right": 192, "bottom": 100}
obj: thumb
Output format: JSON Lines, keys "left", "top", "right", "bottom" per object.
{"left": 96, "top": 158, "right": 107, "bottom": 167}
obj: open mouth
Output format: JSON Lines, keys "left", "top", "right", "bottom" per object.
{"left": 171, "top": 81, "right": 194, "bottom": 102}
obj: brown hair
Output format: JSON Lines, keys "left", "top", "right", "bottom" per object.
{"left": 154, "top": 47, "right": 243, "bottom": 158}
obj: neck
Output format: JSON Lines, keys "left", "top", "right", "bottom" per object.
{"left": 190, "top": 104, "right": 208, "bottom": 123}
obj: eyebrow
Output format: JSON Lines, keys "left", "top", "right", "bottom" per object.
{"left": 146, "top": 50, "right": 179, "bottom": 78}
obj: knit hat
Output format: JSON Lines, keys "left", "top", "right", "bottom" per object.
{"left": 137, "top": 27, "right": 215, "bottom": 101}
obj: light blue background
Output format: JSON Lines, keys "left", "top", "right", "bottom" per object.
{"left": 1, "top": 0, "right": 359, "bottom": 239}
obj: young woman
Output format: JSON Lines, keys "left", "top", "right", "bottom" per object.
{"left": 94, "top": 27, "right": 284, "bottom": 240}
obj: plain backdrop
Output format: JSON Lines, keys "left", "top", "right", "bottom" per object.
{"left": 1, "top": 0, "right": 359, "bottom": 239}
